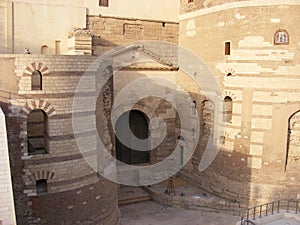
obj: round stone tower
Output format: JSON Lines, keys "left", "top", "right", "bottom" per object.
{"left": 1, "top": 54, "right": 120, "bottom": 225}
{"left": 179, "top": 0, "right": 300, "bottom": 206}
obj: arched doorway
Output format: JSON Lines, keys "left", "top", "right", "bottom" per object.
{"left": 115, "top": 110, "right": 150, "bottom": 165}
{"left": 286, "top": 110, "right": 300, "bottom": 170}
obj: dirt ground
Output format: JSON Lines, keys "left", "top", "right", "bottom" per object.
{"left": 120, "top": 201, "right": 240, "bottom": 225}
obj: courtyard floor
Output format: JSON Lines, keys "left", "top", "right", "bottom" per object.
{"left": 119, "top": 200, "right": 240, "bottom": 225}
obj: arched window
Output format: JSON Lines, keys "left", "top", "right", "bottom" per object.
{"left": 31, "top": 70, "right": 42, "bottom": 90}
{"left": 177, "top": 135, "right": 185, "bottom": 165}
{"left": 224, "top": 96, "right": 233, "bottom": 123}
{"left": 192, "top": 100, "right": 197, "bottom": 115}
{"left": 41, "top": 45, "right": 49, "bottom": 55}
{"left": 104, "top": 65, "right": 113, "bottom": 78}
{"left": 274, "top": 29, "right": 289, "bottom": 45}
{"left": 27, "top": 109, "right": 48, "bottom": 155}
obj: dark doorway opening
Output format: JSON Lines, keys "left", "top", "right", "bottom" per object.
{"left": 116, "top": 110, "right": 150, "bottom": 165}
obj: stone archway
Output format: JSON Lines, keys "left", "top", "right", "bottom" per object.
{"left": 115, "top": 110, "right": 150, "bottom": 165}
{"left": 286, "top": 110, "right": 300, "bottom": 170}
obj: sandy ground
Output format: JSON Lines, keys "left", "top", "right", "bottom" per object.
{"left": 120, "top": 201, "right": 240, "bottom": 225}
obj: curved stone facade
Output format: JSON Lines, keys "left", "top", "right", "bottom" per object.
{"left": 0, "top": 55, "right": 120, "bottom": 225}
{"left": 1, "top": 1, "right": 300, "bottom": 222}
{"left": 179, "top": 1, "right": 300, "bottom": 206}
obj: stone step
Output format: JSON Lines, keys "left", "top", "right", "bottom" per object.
{"left": 118, "top": 186, "right": 152, "bottom": 206}
{"left": 118, "top": 195, "right": 152, "bottom": 206}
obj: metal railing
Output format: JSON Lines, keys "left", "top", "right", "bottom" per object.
{"left": 240, "top": 199, "right": 299, "bottom": 225}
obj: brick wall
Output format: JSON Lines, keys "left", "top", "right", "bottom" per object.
{"left": 180, "top": 3, "right": 300, "bottom": 206}
{"left": 0, "top": 55, "right": 120, "bottom": 225}
{"left": 87, "top": 16, "right": 179, "bottom": 56}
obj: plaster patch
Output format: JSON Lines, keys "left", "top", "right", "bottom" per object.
{"left": 247, "top": 157, "right": 262, "bottom": 169}
{"left": 250, "top": 145, "right": 263, "bottom": 156}
{"left": 186, "top": 31, "right": 197, "bottom": 36}
{"left": 271, "top": 18, "right": 281, "bottom": 23}
{"left": 235, "top": 13, "right": 246, "bottom": 19}
{"left": 185, "top": 20, "right": 196, "bottom": 37}
{"left": 218, "top": 22, "right": 225, "bottom": 27}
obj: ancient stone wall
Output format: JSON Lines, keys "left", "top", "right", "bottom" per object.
{"left": 113, "top": 63, "right": 180, "bottom": 161}
{"left": 0, "top": 55, "right": 119, "bottom": 225}
{"left": 87, "top": 16, "right": 179, "bottom": 55}
{"left": 179, "top": 2, "right": 300, "bottom": 206}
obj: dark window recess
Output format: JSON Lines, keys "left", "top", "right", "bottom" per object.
{"left": 36, "top": 179, "right": 47, "bottom": 194}
{"left": 225, "top": 42, "right": 231, "bottom": 55}
{"left": 99, "top": 0, "right": 108, "bottom": 7}
{"left": 27, "top": 109, "right": 48, "bottom": 155}
{"left": 188, "top": 0, "right": 194, "bottom": 3}
{"left": 31, "top": 70, "right": 42, "bottom": 90}
{"left": 224, "top": 96, "right": 233, "bottom": 123}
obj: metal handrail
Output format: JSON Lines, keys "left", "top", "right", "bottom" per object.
{"left": 240, "top": 199, "right": 299, "bottom": 225}
{"left": 241, "top": 219, "right": 256, "bottom": 225}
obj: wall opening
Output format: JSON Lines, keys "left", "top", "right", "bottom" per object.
{"left": 178, "top": 135, "right": 185, "bottom": 166}
{"left": 225, "top": 42, "right": 231, "bottom": 55}
{"left": 55, "top": 40, "right": 61, "bottom": 55}
{"left": 41, "top": 45, "right": 49, "bottom": 55}
{"left": 27, "top": 109, "right": 48, "bottom": 155}
{"left": 192, "top": 100, "right": 197, "bottom": 115}
{"left": 99, "top": 0, "right": 109, "bottom": 7}
{"left": 31, "top": 70, "right": 42, "bottom": 90}
{"left": 274, "top": 29, "right": 289, "bottom": 45}
{"left": 286, "top": 110, "right": 300, "bottom": 171}
{"left": 224, "top": 96, "right": 233, "bottom": 123}
{"left": 36, "top": 179, "right": 47, "bottom": 195}
{"left": 115, "top": 110, "right": 150, "bottom": 165}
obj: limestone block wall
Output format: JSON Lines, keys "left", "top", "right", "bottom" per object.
{"left": 0, "top": 55, "right": 119, "bottom": 225}
{"left": 0, "top": 107, "right": 16, "bottom": 225}
{"left": 179, "top": 1, "right": 300, "bottom": 207}
{"left": 87, "top": 16, "right": 179, "bottom": 55}
{"left": 114, "top": 69, "right": 180, "bottom": 164}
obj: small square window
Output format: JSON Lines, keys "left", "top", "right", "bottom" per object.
{"left": 99, "top": 0, "right": 108, "bottom": 7}
{"left": 36, "top": 179, "right": 47, "bottom": 195}
{"left": 188, "top": 0, "right": 194, "bottom": 3}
